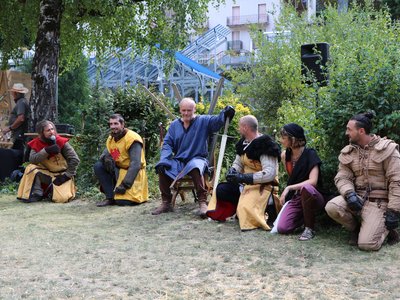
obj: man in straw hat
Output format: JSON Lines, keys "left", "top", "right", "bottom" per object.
{"left": 1, "top": 83, "right": 30, "bottom": 150}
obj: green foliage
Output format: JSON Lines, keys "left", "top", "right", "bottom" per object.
{"left": 58, "top": 56, "right": 91, "bottom": 131}
{"left": 382, "top": 0, "right": 400, "bottom": 19}
{"left": 232, "top": 4, "right": 400, "bottom": 192}
{"left": 0, "top": 0, "right": 225, "bottom": 71}
{"left": 112, "top": 86, "right": 170, "bottom": 160}
{"left": 0, "top": 179, "right": 18, "bottom": 195}
{"left": 196, "top": 92, "right": 253, "bottom": 176}
{"left": 73, "top": 85, "right": 170, "bottom": 197}
{"left": 73, "top": 88, "right": 114, "bottom": 194}
{"left": 0, "top": 1, "right": 38, "bottom": 69}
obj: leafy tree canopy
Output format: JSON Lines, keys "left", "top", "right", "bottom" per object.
{"left": 0, "top": 0, "right": 224, "bottom": 70}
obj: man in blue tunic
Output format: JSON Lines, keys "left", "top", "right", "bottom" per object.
{"left": 152, "top": 97, "right": 235, "bottom": 217}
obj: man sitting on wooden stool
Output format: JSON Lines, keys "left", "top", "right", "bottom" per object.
{"left": 152, "top": 97, "right": 235, "bottom": 217}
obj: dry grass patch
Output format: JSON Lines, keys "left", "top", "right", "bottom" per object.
{"left": 0, "top": 194, "right": 399, "bottom": 299}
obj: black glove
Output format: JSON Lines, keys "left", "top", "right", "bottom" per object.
{"left": 53, "top": 174, "right": 71, "bottom": 186}
{"left": 114, "top": 184, "right": 127, "bottom": 195}
{"left": 226, "top": 170, "right": 254, "bottom": 185}
{"left": 45, "top": 144, "right": 60, "bottom": 155}
{"left": 223, "top": 105, "right": 235, "bottom": 121}
{"left": 345, "top": 191, "right": 364, "bottom": 212}
{"left": 155, "top": 164, "right": 170, "bottom": 174}
{"left": 385, "top": 209, "right": 400, "bottom": 230}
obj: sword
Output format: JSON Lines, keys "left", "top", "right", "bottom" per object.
{"left": 171, "top": 83, "right": 183, "bottom": 103}
{"left": 140, "top": 85, "right": 177, "bottom": 120}
{"left": 213, "top": 117, "right": 230, "bottom": 188}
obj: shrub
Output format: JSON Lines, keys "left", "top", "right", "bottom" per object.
{"left": 71, "top": 86, "right": 170, "bottom": 198}
{"left": 196, "top": 92, "right": 253, "bottom": 178}
{"left": 231, "top": 3, "right": 400, "bottom": 193}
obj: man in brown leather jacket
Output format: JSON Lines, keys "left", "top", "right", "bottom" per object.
{"left": 326, "top": 112, "right": 400, "bottom": 251}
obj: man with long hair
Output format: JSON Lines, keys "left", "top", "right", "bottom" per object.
{"left": 17, "top": 120, "right": 80, "bottom": 203}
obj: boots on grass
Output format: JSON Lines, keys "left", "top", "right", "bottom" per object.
{"left": 196, "top": 199, "right": 208, "bottom": 219}
{"left": 387, "top": 229, "right": 400, "bottom": 246}
{"left": 348, "top": 225, "right": 360, "bottom": 246}
{"left": 97, "top": 198, "right": 116, "bottom": 207}
{"left": 152, "top": 198, "right": 173, "bottom": 215}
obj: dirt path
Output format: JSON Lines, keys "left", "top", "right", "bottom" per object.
{"left": 0, "top": 195, "right": 399, "bottom": 299}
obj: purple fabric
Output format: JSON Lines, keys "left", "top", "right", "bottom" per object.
{"left": 276, "top": 183, "right": 326, "bottom": 234}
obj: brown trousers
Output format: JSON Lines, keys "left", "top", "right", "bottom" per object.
{"left": 325, "top": 195, "right": 388, "bottom": 251}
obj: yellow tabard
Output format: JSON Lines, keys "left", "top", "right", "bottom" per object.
{"left": 106, "top": 130, "right": 148, "bottom": 203}
{"left": 236, "top": 154, "right": 279, "bottom": 231}
{"left": 17, "top": 154, "right": 76, "bottom": 203}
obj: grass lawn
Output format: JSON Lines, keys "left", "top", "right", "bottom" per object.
{"left": 0, "top": 194, "right": 399, "bottom": 299}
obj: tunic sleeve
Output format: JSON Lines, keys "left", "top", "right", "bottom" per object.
{"left": 253, "top": 155, "right": 278, "bottom": 184}
{"left": 159, "top": 124, "right": 175, "bottom": 165}
{"left": 207, "top": 110, "right": 225, "bottom": 133}
{"left": 62, "top": 143, "right": 80, "bottom": 177}
{"left": 29, "top": 148, "right": 48, "bottom": 164}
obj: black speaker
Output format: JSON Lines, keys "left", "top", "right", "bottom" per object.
{"left": 301, "top": 43, "right": 330, "bottom": 86}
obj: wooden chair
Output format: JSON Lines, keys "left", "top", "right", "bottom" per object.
{"left": 170, "top": 166, "right": 215, "bottom": 208}
{"left": 153, "top": 79, "right": 225, "bottom": 208}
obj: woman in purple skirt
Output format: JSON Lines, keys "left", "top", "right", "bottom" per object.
{"left": 274, "top": 123, "right": 328, "bottom": 241}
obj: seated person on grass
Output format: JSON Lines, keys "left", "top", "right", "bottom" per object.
{"left": 94, "top": 114, "right": 148, "bottom": 207}
{"left": 17, "top": 120, "right": 80, "bottom": 203}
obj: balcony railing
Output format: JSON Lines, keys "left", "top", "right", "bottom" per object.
{"left": 227, "top": 40, "right": 243, "bottom": 51}
{"left": 227, "top": 14, "right": 269, "bottom": 26}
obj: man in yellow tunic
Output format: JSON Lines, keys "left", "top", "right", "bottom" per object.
{"left": 94, "top": 114, "right": 148, "bottom": 206}
{"left": 17, "top": 120, "right": 80, "bottom": 203}
{"left": 207, "top": 115, "right": 281, "bottom": 230}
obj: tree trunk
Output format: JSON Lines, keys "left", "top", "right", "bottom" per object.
{"left": 30, "top": 0, "right": 63, "bottom": 131}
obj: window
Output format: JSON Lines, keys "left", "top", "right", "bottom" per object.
{"left": 232, "top": 6, "right": 240, "bottom": 25}
{"left": 258, "top": 3, "right": 267, "bottom": 23}
{"left": 232, "top": 31, "right": 240, "bottom": 41}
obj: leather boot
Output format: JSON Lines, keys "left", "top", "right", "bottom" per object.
{"left": 348, "top": 225, "right": 360, "bottom": 246}
{"left": 97, "top": 198, "right": 116, "bottom": 207}
{"left": 196, "top": 198, "right": 208, "bottom": 219}
{"left": 152, "top": 198, "right": 173, "bottom": 215}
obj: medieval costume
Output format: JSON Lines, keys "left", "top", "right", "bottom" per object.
{"left": 94, "top": 129, "right": 148, "bottom": 205}
{"left": 207, "top": 134, "right": 281, "bottom": 231}
{"left": 17, "top": 135, "right": 80, "bottom": 203}
{"left": 274, "top": 147, "right": 328, "bottom": 234}
{"left": 326, "top": 135, "right": 400, "bottom": 250}
{"left": 157, "top": 112, "right": 225, "bottom": 180}
{"left": 153, "top": 110, "right": 226, "bottom": 215}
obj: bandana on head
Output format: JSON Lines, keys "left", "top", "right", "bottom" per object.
{"left": 283, "top": 123, "right": 305, "bottom": 140}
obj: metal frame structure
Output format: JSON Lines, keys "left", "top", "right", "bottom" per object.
{"left": 87, "top": 25, "right": 231, "bottom": 102}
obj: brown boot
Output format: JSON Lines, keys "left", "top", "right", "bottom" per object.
{"left": 197, "top": 200, "right": 208, "bottom": 219}
{"left": 97, "top": 198, "right": 116, "bottom": 207}
{"left": 348, "top": 225, "right": 360, "bottom": 246}
{"left": 152, "top": 199, "right": 173, "bottom": 215}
